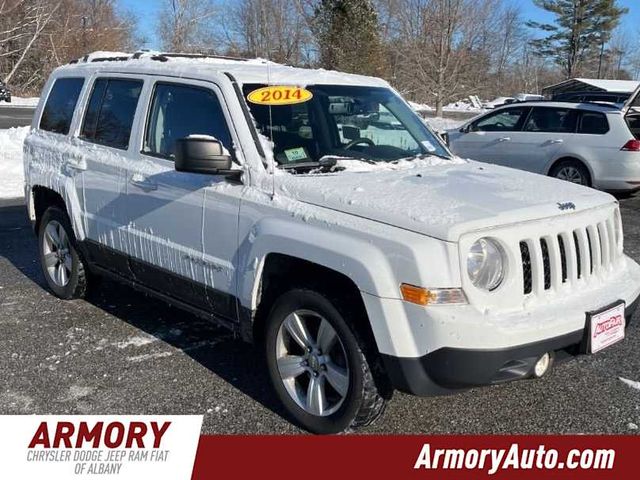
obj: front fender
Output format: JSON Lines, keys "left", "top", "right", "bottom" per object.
{"left": 237, "top": 216, "right": 398, "bottom": 311}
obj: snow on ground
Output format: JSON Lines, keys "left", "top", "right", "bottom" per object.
{"left": 425, "top": 117, "right": 466, "bottom": 132}
{"left": 443, "top": 100, "right": 483, "bottom": 112}
{"left": 0, "top": 127, "right": 29, "bottom": 199}
{"left": 620, "top": 377, "right": 640, "bottom": 391}
{"left": 408, "top": 101, "right": 433, "bottom": 112}
{"left": 0, "top": 97, "right": 39, "bottom": 107}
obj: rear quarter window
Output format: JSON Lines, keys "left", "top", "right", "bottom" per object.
{"left": 578, "top": 112, "right": 609, "bottom": 135}
{"left": 39, "top": 77, "right": 85, "bottom": 134}
{"left": 81, "top": 78, "right": 143, "bottom": 150}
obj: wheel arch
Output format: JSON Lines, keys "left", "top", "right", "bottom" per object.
{"left": 32, "top": 186, "right": 67, "bottom": 233}
{"left": 546, "top": 156, "right": 594, "bottom": 185}
{"left": 250, "top": 252, "right": 393, "bottom": 397}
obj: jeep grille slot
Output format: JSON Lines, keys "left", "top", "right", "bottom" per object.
{"left": 540, "top": 239, "right": 551, "bottom": 290}
{"left": 518, "top": 212, "right": 619, "bottom": 296}
{"left": 520, "top": 241, "right": 532, "bottom": 295}
{"left": 557, "top": 235, "right": 568, "bottom": 283}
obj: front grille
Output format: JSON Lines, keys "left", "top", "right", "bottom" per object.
{"left": 519, "top": 214, "right": 619, "bottom": 295}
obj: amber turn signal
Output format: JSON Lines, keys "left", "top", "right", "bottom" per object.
{"left": 400, "top": 284, "right": 434, "bottom": 306}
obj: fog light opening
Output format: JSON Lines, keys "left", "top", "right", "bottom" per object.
{"left": 533, "top": 352, "right": 552, "bottom": 378}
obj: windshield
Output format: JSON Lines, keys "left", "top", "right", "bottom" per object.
{"left": 242, "top": 84, "right": 450, "bottom": 167}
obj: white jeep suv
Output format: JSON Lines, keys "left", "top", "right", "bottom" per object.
{"left": 24, "top": 52, "right": 640, "bottom": 433}
{"left": 447, "top": 99, "right": 640, "bottom": 193}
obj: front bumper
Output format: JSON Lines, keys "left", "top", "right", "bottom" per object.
{"left": 381, "top": 294, "right": 639, "bottom": 396}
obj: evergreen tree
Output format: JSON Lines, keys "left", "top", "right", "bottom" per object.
{"left": 528, "top": 0, "right": 628, "bottom": 78}
{"left": 312, "top": 0, "right": 386, "bottom": 77}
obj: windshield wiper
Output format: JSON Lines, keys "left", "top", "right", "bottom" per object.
{"left": 411, "top": 152, "right": 452, "bottom": 161}
{"left": 318, "top": 155, "right": 377, "bottom": 167}
{"left": 278, "top": 161, "right": 321, "bottom": 170}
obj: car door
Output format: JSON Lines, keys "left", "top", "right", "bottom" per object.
{"left": 76, "top": 75, "right": 144, "bottom": 276}
{"left": 500, "top": 107, "right": 577, "bottom": 173}
{"left": 449, "top": 106, "right": 530, "bottom": 164}
{"left": 122, "top": 78, "right": 242, "bottom": 320}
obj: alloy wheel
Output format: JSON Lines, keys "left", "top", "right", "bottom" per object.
{"left": 42, "top": 220, "right": 72, "bottom": 287}
{"left": 555, "top": 166, "right": 585, "bottom": 185}
{"left": 275, "top": 309, "right": 350, "bottom": 417}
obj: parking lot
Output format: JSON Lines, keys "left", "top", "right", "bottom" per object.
{"left": 0, "top": 194, "right": 639, "bottom": 434}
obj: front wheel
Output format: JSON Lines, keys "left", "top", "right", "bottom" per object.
{"left": 264, "top": 289, "right": 386, "bottom": 433}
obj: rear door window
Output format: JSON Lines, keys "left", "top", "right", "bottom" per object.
{"left": 143, "top": 82, "right": 232, "bottom": 159}
{"left": 577, "top": 112, "right": 609, "bottom": 134}
{"left": 39, "top": 78, "right": 85, "bottom": 134}
{"left": 473, "top": 107, "right": 529, "bottom": 132}
{"left": 81, "top": 78, "right": 143, "bottom": 150}
{"left": 524, "top": 107, "right": 577, "bottom": 133}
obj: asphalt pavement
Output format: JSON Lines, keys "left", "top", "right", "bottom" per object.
{"left": 1, "top": 107, "right": 639, "bottom": 433}
{"left": 0, "top": 106, "right": 34, "bottom": 129}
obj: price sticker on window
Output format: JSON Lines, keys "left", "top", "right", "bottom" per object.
{"left": 247, "top": 86, "right": 313, "bottom": 106}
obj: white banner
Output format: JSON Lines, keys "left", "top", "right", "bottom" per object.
{"left": 0, "top": 415, "right": 203, "bottom": 479}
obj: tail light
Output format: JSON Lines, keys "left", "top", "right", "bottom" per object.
{"left": 621, "top": 139, "right": 640, "bottom": 151}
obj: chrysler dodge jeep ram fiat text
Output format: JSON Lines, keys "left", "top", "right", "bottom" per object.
{"left": 24, "top": 52, "right": 640, "bottom": 433}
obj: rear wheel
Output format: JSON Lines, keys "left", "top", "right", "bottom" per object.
{"left": 549, "top": 160, "right": 591, "bottom": 187}
{"left": 264, "top": 289, "right": 386, "bottom": 433}
{"left": 38, "top": 206, "right": 88, "bottom": 299}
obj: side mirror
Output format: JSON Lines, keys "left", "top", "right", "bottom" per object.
{"left": 460, "top": 124, "right": 472, "bottom": 134}
{"left": 174, "top": 137, "right": 236, "bottom": 175}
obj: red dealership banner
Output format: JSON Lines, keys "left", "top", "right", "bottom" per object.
{"left": 3, "top": 417, "right": 638, "bottom": 479}
{"left": 192, "top": 435, "right": 640, "bottom": 480}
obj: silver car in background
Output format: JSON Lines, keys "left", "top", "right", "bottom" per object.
{"left": 447, "top": 92, "right": 640, "bottom": 193}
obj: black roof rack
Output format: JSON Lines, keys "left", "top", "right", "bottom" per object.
{"left": 68, "top": 51, "right": 251, "bottom": 66}
{"left": 91, "top": 55, "right": 131, "bottom": 63}
{"left": 150, "top": 52, "right": 249, "bottom": 62}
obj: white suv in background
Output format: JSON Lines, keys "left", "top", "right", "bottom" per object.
{"left": 447, "top": 99, "right": 640, "bottom": 193}
{"left": 24, "top": 52, "right": 640, "bottom": 433}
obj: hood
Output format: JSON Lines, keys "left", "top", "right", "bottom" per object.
{"left": 276, "top": 159, "right": 615, "bottom": 242}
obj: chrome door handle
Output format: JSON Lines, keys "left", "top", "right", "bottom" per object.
{"left": 497, "top": 137, "right": 511, "bottom": 142}
{"left": 549, "top": 139, "right": 564, "bottom": 144}
{"left": 130, "top": 175, "right": 157, "bottom": 192}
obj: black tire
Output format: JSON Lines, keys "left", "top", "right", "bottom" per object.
{"left": 264, "top": 289, "right": 386, "bottom": 434}
{"left": 549, "top": 159, "right": 591, "bottom": 187}
{"left": 38, "top": 206, "right": 88, "bottom": 299}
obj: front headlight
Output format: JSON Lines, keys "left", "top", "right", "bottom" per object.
{"left": 467, "top": 238, "right": 506, "bottom": 291}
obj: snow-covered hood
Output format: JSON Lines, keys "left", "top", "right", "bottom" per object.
{"left": 276, "top": 159, "right": 615, "bottom": 242}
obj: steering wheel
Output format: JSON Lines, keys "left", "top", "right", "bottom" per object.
{"left": 344, "top": 137, "right": 375, "bottom": 150}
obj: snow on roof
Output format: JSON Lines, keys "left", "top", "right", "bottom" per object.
{"left": 58, "top": 51, "right": 389, "bottom": 88}
{"left": 543, "top": 78, "right": 640, "bottom": 94}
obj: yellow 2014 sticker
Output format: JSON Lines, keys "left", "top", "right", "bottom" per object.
{"left": 247, "top": 86, "right": 313, "bottom": 105}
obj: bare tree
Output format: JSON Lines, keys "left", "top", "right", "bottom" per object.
{"left": 391, "top": 0, "right": 498, "bottom": 115}
{"left": 1, "top": 0, "right": 61, "bottom": 84}
{"left": 218, "top": 0, "right": 311, "bottom": 64}
{"left": 158, "top": 0, "right": 218, "bottom": 52}
{"left": 1, "top": 0, "right": 137, "bottom": 94}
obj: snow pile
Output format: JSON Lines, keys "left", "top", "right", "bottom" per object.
{"left": 408, "top": 101, "right": 433, "bottom": 112}
{"left": 0, "top": 96, "right": 39, "bottom": 107}
{"left": 0, "top": 127, "right": 29, "bottom": 199}
{"left": 425, "top": 117, "right": 466, "bottom": 132}
{"left": 443, "top": 101, "right": 483, "bottom": 112}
